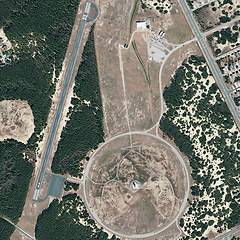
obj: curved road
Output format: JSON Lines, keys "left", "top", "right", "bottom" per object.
{"left": 83, "top": 131, "right": 190, "bottom": 239}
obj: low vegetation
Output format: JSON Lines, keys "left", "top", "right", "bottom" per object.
{"left": 130, "top": 0, "right": 139, "bottom": 34}
{"left": 132, "top": 40, "right": 151, "bottom": 85}
{"left": 161, "top": 55, "right": 240, "bottom": 238}
{"left": 51, "top": 24, "right": 104, "bottom": 177}
{"left": 35, "top": 193, "right": 120, "bottom": 240}
{"left": 0, "top": 217, "right": 15, "bottom": 240}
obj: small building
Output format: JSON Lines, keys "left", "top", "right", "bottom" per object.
{"left": 136, "top": 21, "right": 147, "bottom": 30}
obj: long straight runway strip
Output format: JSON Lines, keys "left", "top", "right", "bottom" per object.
{"left": 178, "top": 0, "right": 240, "bottom": 130}
{"left": 33, "top": 2, "right": 92, "bottom": 201}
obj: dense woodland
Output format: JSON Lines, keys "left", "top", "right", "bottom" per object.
{"left": 161, "top": 55, "right": 240, "bottom": 238}
{"left": 52, "top": 24, "right": 104, "bottom": 177}
{"left": 0, "top": 0, "right": 80, "bottom": 234}
{"left": 0, "top": 0, "right": 79, "bottom": 148}
{"left": 0, "top": 217, "right": 15, "bottom": 240}
{"left": 35, "top": 194, "right": 119, "bottom": 240}
{"left": 0, "top": 140, "right": 33, "bottom": 223}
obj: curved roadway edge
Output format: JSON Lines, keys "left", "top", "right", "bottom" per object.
{"left": 87, "top": 2, "right": 99, "bottom": 22}
{"left": 83, "top": 131, "right": 190, "bottom": 239}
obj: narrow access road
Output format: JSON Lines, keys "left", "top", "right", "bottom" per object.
{"left": 83, "top": 131, "right": 190, "bottom": 239}
{"left": 33, "top": 1, "right": 93, "bottom": 201}
{"left": 1, "top": 216, "right": 35, "bottom": 240}
{"left": 213, "top": 226, "right": 240, "bottom": 240}
{"left": 177, "top": 0, "right": 240, "bottom": 130}
{"left": 202, "top": 16, "right": 240, "bottom": 37}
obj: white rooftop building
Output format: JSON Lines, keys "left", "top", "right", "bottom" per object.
{"left": 136, "top": 21, "right": 147, "bottom": 30}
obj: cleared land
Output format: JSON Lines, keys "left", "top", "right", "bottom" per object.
{"left": 121, "top": 32, "right": 160, "bottom": 131}
{"left": 86, "top": 134, "right": 187, "bottom": 236}
{"left": 0, "top": 100, "right": 34, "bottom": 144}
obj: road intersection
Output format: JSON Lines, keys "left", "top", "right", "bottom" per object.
{"left": 178, "top": 0, "right": 240, "bottom": 130}
{"left": 30, "top": 0, "right": 240, "bottom": 239}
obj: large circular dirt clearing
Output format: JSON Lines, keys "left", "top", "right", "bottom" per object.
{"left": 84, "top": 133, "right": 188, "bottom": 237}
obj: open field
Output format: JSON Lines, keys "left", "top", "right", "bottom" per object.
{"left": 86, "top": 133, "right": 187, "bottom": 236}
{"left": 121, "top": 32, "right": 160, "bottom": 131}
{"left": 193, "top": 0, "right": 240, "bottom": 31}
{"left": 95, "top": 0, "right": 193, "bottom": 138}
{"left": 132, "top": 0, "right": 193, "bottom": 44}
{"left": 95, "top": 0, "right": 133, "bottom": 137}
{"left": 0, "top": 100, "right": 34, "bottom": 144}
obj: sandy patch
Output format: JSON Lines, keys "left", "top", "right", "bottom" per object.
{"left": 0, "top": 100, "right": 34, "bottom": 144}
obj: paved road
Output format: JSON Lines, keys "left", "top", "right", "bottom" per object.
{"left": 1, "top": 216, "right": 35, "bottom": 240}
{"left": 33, "top": 1, "right": 93, "bottom": 201}
{"left": 213, "top": 226, "right": 240, "bottom": 240}
{"left": 202, "top": 16, "right": 240, "bottom": 37}
{"left": 83, "top": 131, "right": 190, "bottom": 239}
{"left": 177, "top": 0, "right": 240, "bottom": 130}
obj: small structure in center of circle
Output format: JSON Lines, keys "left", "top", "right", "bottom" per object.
{"left": 131, "top": 180, "right": 140, "bottom": 190}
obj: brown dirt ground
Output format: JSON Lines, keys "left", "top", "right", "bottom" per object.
{"left": 0, "top": 100, "right": 34, "bottom": 144}
{"left": 161, "top": 41, "right": 202, "bottom": 89}
{"left": 121, "top": 32, "right": 160, "bottom": 131}
{"left": 95, "top": 0, "right": 133, "bottom": 137}
{"left": 86, "top": 134, "right": 188, "bottom": 236}
{"left": 132, "top": 0, "right": 193, "bottom": 44}
{"left": 11, "top": 1, "right": 91, "bottom": 238}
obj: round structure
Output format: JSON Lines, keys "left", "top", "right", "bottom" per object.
{"left": 83, "top": 132, "right": 189, "bottom": 238}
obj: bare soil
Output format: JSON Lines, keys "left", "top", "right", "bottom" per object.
{"left": 95, "top": 0, "right": 133, "bottom": 137}
{"left": 0, "top": 100, "right": 34, "bottom": 144}
{"left": 86, "top": 133, "right": 188, "bottom": 236}
{"left": 11, "top": 1, "right": 90, "bottom": 238}
{"left": 121, "top": 32, "right": 160, "bottom": 131}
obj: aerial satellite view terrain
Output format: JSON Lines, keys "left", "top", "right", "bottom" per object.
{"left": 0, "top": 0, "right": 240, "bottom": 239}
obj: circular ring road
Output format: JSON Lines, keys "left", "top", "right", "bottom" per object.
{"left": 83, "top": 131, "right": 190, "bottom": 239}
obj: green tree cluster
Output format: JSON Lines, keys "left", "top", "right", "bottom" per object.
{"left": 0, "top": 217, "right": 15, "bottom": 240}
{"left": 64, "top": 181, "right": 79, "bottom": 191}
{"left": 35, "top": 194, "right": 119, "bottom": 240}
{"left": 0, "top": 0, "right": 80, "bottom": 148}
{"left": 160, "top": 55, "right": 240, "bottom": 237}
{"left": 51, "top": 24, "right": 104, "bottom": 177}
{"left": 0, "top": 140, "right": 33, "bottom": 223}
